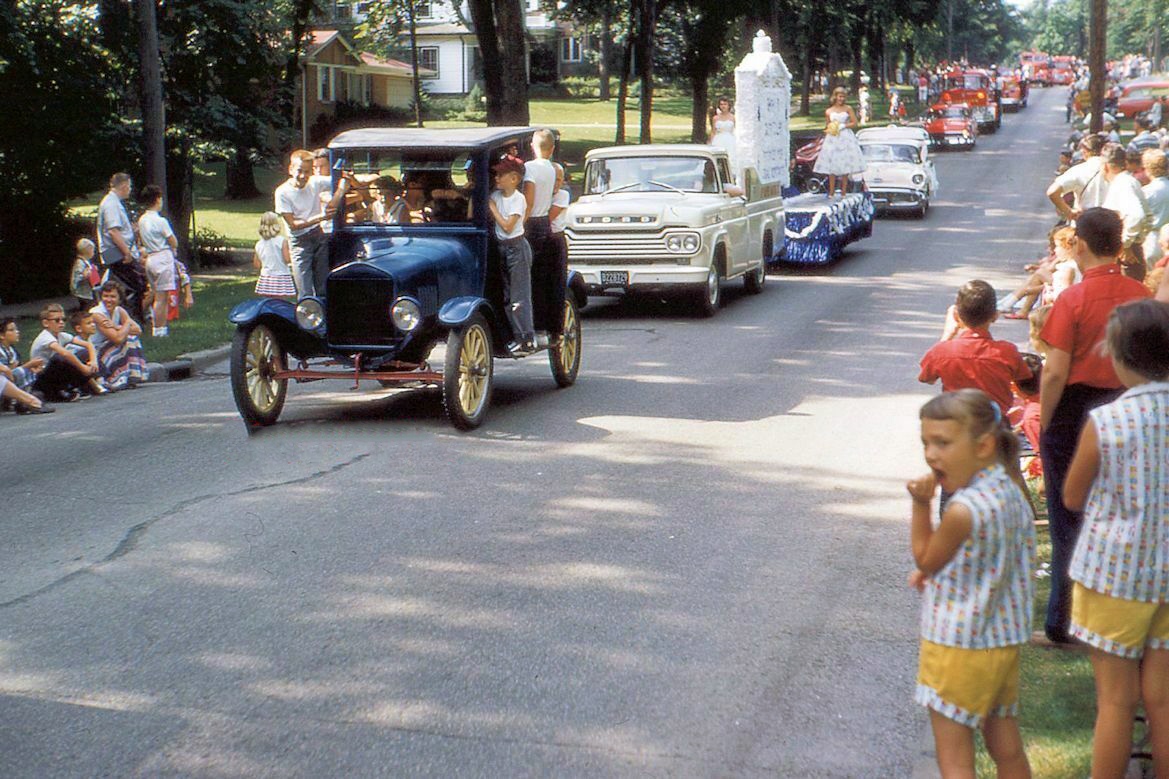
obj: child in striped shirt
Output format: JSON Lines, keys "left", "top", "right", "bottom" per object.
{"left": 1064, "top": 299, "right": 1169, "bottom": 778}
{"left": 908, "top": 389, "right": 1036, "bottom": 777}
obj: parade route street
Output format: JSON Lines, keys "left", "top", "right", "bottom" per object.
{"left": 1, "top": 89, "right": 1066, "bottom": 777}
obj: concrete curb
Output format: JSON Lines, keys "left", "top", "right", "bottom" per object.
{"left": 147, "top": 344, "right": 231, "bottom": 383}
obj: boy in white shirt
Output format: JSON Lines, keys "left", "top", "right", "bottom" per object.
{"left": 523, "top": 129, "right": 564, "bottom": 339}
{"left": 489, "top": 155, "right": 536, "bottom": 355}
{"left": 29, "top": 303, "right": 99, "bottom": 402}
{"left": 274, "top": 149, "right": 350, "bottom": 298}
{"left": 548, "top": 163, "right": 571, "bottom": 295}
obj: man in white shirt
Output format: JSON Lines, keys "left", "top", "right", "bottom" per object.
{"left": 274, "top": 149, "right": 350, "bottom": 298}
{"left": 96, "top": 172, "right": 147, "bottom": 320}
{"left": 522, "top": 129, "right": 564, "bottom": 340}
{"left": 1101, "top": 143, "right": 1153, "bottom": 279}
{"left": 1047, "top": 134, "right": 1108, "bottom": 221}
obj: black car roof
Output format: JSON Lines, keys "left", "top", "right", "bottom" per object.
{"left": 328, "top": 126, "right": 539, "bottom": 151}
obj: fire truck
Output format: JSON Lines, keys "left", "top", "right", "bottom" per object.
{"left": 1020, "top": 51, "right": 1051, "bottom": 85}
{"left": 940, "top": 70, "right": 1000, "bottom": 133}
{"left": 1050, "top": 55, "right": 1076, "bottom": 86}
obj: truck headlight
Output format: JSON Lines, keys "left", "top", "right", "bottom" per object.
{"left": 666, "top": 232, "right": 701, "bottom": 254}
{"left": 912, "top": 173, "right": 925, "bottom": 185}
{"left": 296, "top": 298, "right": 325, "bottom": 330}
{"left": 391, "top": 298, "right": 421, "bottom": 332}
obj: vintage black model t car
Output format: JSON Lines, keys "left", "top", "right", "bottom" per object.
{"left": 228, "top": 127, "right": 585, "bottom": 431}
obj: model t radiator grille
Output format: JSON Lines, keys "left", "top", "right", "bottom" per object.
{"left": 327, "top": 276, "right": 395, "bottom": 346}
{"left": 565, "top": 231, "right": 672, "bottom": 265}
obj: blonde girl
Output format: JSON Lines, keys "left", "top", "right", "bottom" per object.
{"left": 1064, "top": 300, "right": 1169, "bottom": 779}
{"left": 812, "top": 87, "right": 865, "bottom": 198}
{"left": 909, "top": 389, "right": 1035, "bottom": 778}
{"left": 253, "top": 212, "right": 295, "bottom": 297}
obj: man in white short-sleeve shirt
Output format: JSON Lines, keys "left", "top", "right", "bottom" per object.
{"left": 522, "top": 129, "right": 564, "bottom": 338}
{"left": 274, "top": 149, "right": 349, "bottom": 298}
{"left": 1047, "top": 134, "right": 1108, "bottom": 221}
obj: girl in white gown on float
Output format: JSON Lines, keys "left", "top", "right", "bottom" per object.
{"left": 709, "top": 97, "right": 737, "bottom": 172}
{"left": 813, "top": 86, "right": 866, "bottom": 198}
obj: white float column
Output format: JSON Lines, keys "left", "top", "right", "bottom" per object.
{"left": 733, "top": 31, "right": 792, "bottom": 190}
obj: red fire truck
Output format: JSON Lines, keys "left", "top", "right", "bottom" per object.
{"left": 1020, "top": 51, "right": 1051, "bottom": 85}
{"left": 940, "top": 70, "right": 1000, "bottom": 133}
{"left": 1050, "top": 55, "right": 1076, "bottom": 86}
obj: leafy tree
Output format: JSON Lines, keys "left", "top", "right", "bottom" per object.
{"left": 0, "top": 0, "right": 125, "bottom": 302}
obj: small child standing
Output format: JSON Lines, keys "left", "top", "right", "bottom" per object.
{"left": 1063, "top": 299, "right": 1169, "bottom": 778}
{"left": 920, "top": 280, "right": 1033, "bottom": 415}
{"left": 253, "top": 212, "right": 296, "bottom": 297}
{"left": 70, "top": 238, "right": 101, "bottom": 312}
{"left": 909, "top": 389, "right": 1035, "bottom": 778}
{"left": 488, "top": 155, "right": 536, "bottom": 354}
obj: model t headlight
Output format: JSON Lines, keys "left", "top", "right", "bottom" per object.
{"left": 391, "top": 297, "right": 421, "bottom": 332}
{"left": 296, "top": 298, "right": 325, "bottom": 330}
{"left": 912, "top": 173, "right": 926, "bottom": 185}
{"left": 666, "top": 231, "right": 700, "bottom": 254}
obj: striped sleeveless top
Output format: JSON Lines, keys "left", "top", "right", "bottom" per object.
{"left": 1070, "top": 382, "right": 1169, "bottom": 602}
{"left": 920, "top": 464, "right": 1036, "bottom": 648}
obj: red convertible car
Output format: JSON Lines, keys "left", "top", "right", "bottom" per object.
{"left": 924, "top": 104, "right": 977, "bottom": 150}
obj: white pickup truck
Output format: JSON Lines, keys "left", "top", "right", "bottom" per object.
{"left": 564, "top": 144, "right": 785, "bottom": 316}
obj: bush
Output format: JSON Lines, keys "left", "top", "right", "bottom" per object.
{"left": 191, "top": 227, "right": 234, "bottom": 268}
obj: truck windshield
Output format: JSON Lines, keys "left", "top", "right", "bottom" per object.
{"left": 944, "top": 75, "right": 987, "bottom": 91}
{"left": 330, "top": 148, "right": 476, "bottom": 225}
{"left": 585, "top": 156, "right": 718, "bottom": 195}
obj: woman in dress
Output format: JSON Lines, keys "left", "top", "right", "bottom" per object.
{"left": 708, "top": 97, "right": 736, "bottom": 170}
{"left": 90, "top": 280, "right": 148, "bottom": 390}
{"left": 813, "top": 87, "right": 866, "bottom": 198}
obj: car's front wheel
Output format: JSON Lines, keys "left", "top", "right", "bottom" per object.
{"left": 549, "top": 298, "right": 582, "bottom": 388}
{"left": 230, "top": 322, "right": 288, "bottom": 429}
{"left": 442, "top": 313, "right": 493, "bottom": 430}
{"left": 694, "top": 262, "right": 722, "bottom": 317}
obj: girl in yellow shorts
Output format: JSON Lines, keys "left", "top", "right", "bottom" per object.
{"left": 1063, "top": 300, "right": 1169, "bottom": 779}
{"left": 910, "top": 389, "right": 1036, "bottom": 778}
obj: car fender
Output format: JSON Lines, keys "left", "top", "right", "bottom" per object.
{"left": 439, "top": 296, "right": 492, "bottom": 327}
{"left": 229, "top": 297, "right": 297, "bottom": 326}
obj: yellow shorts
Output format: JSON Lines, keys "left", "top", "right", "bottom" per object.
{"left": 1071, "top": 583, "right": 1169, "bottom": 659}
{"left": 915, "top": 639, "right": 1020, "bottom": 728}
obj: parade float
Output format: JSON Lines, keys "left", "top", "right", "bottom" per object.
{"left": 732, "top": 32, "right": 874, "bottom": 267}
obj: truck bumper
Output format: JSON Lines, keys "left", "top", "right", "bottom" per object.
{"left": 572, "top": 264, "right": 710, "bottom": 296}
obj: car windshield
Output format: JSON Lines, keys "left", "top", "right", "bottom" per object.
{"left": 944, "top": 75, "right": 987, "bottom": 91}
{"left": 330, "top": 148, "right": 476, "bottom": 225}
{"left": 861, "top": 143, "right": 920, "bottom": 164}
{"left": 584, "top": 156, "right": 718, "bottom": 194}
{"left": 935, "top": 106, "right": 969, "bottom": 119}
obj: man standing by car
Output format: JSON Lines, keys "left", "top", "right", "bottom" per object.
{"left": 274, "top": 149, "right": 350, "bottom": 298}
{"left": 523, "top": 129, "right": 564, "bottom": 341}
{"left": 96, "top": 172, "right": 147, "bottom": 321}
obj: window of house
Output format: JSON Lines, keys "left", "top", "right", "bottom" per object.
{"left": 347, "top": 72, "right": 364, "bottom": 104}
{"left": 317, "top": 65, "right": 336, "bottom": 103}
{"left": 418, "top": 47, "right": 439, "bottom": 78}
{"left": 415, "top": 0, "right": 434, "bottom": 18}
{"left": 560, "top": 37, "right": 582, "bottom": 63}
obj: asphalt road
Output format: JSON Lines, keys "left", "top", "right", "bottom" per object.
{"left": 1, "top": 88, "right": 1068, "bottom": 778}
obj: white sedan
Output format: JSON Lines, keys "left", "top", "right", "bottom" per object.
{"left": 856, "top": 126, "right": 940, "bottom": 218}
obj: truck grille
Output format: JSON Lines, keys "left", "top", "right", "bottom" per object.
{"left": 327, "top": 276, "right": 395, "bottom": 347}
{"left": 566, "top": 231, "right": 672, "bottom": 265}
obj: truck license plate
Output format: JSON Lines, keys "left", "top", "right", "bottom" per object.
{"left": 600, "top": 271, "right": 628, "bottom": 287}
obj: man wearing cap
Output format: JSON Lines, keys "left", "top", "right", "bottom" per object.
{"left": 522, "top": 129, "right": 564, "bottom": 342}
{"left": 1047, "top": 133, "right": 1108, "bottom": 222}
{"left": 274, "top": 149, "right": 350, "bottom": 298}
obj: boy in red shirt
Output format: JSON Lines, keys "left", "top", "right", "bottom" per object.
{"left": 1039, "top": 207, "right": 1152, "bottom": 643}
{"left": 919, "top": 279, "right": 1033, "bottom": 414}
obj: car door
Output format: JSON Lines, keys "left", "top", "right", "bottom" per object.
{"left": 715, "top": 157, "right": 749, "bottom": 275}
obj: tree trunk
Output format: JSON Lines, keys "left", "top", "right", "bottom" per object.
{"left": 408, "top": 0, "right": 423, "bottom": 127}
{"left": 946, "top": 0, "right": 954, "bottom": 63}
{"left": 135, "top": 0, "right": 166, "bottom": 201}
{"left": 800, "top": 45, "right": 813, "bottom": 116}
{"left": 904, "top": 39, "right": 914, "bottom": 84}
{"left": 866, "top": 19, "right": 881, "bottom": 93}
{"left": 598, "top": 7, "right": 612, "bottom": 100}
{"left": 285, "top": 0, "right": 319, "bottom": 123}
{"left": 467, "top": 0, "right": 505, "bottom": 123}
{"left": 1089, "top": 0, "right": 1107, "bottom": 133}
{"left": 224, "top": 149, "right": 261, "bottom": 200}
{"left": 166, "top": 141, "right": 194, "bottom": 268}
{"left": 637, "top": 0, "right": 655, "bottom": 143}
{"left": 616, "top": 21, "right": 633, "bottom": 143}
{"left": 493, "top": 0, "right": 530, "bottom": 125}
{"left": 850, "top": 23, "right": 863, "bottom": 93}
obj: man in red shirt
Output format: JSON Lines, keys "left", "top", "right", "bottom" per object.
{"left": 919, "top": 279, "right": 1032, "bottom": 414}
{"left": 1040, "top": 207, "right": 1152, "bottom": 643}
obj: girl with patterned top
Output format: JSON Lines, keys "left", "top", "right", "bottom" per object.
{"left": 1063, "top": 299, "right": 1169, "bottom": 778}
{"left": 909, "top": 389, "right": 1035, "bottom": 778}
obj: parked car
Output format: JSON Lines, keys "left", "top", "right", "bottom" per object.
{"left": 227, "top": 126, "right": 586, "bottom": 431}
{"left": 565, "top": 144, "right": 783, "bottom": 316}
{"left": 855, "top": 126, "right": 938, "bottom": 217}
{"left": 1000, "top": 74, "right": 1029, "bottom": 111}
{"left": 1117, "top": 80, "right": 1169, "bottom": 119}
{"left": 924, "top": 103, "right": 978, "bottom": 150}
